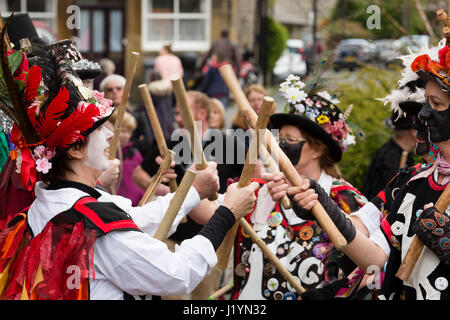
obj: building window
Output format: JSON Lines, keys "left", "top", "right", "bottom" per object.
{"left": 142, "top": 0, "right": 211, "bottom": 52}
{"left": 0, "top": 0, "right": 57, "bottom": 40}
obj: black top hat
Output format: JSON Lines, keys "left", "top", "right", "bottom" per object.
{"left": 4, "top": 13, "right": 39, "bottom": 50}
{"left": 271, "top": 79, "right": 357, "bottom": 163}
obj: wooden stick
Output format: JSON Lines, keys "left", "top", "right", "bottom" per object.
{"left": 395, "top": 183, "right": 450, "bottom": 282}
{"left": 213, "top": 98, "right": 306, "bottom": 295}
{"left": 208, "top": 281, "right": 233, "bottom": 300}
{"left": 138, "top": 83, "right": 177, "bottom": 192}
{"left": 153, "top": 169, "right": 197, "bottom": 241}
{"left": 399, "top": 150, "right": 408, "bottom": 169}
{"left": 220, "top": 64, "right": 347, "bottom": 251}
{"left": 216, "top": 97, "right": 274, "bottom": 270}
{"left": 139, "top": 151, "right": 174, "bottom": 206}
{"left": 239, "top": 218, "right": 305, "bottom": 294}
{"left": 259, "top": 143, "right": 292, "bottom": 209}
{"left": 170, "top": 74, "right": 218, "bottom": 201}
{"left": 109, "top": 51, "right": 140, "bottom": 160}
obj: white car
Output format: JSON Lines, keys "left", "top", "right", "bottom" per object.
{"left": 273, "top": 39, "right": 307, "bottom": 82}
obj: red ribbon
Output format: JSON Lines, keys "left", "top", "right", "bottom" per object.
{"left": 9, "top": 125, "right": 44, "bottom": 191}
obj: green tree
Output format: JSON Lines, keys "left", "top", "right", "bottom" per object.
{"left": 265, "top": 16, "right": 289, "bottom": 79}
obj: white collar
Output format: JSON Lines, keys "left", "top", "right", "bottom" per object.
{"left": 317, "top": 169, "right": 333, "bottom": 195}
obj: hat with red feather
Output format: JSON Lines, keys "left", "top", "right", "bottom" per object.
{"left": 411, "top": 9, "right": 450, "bottom": 92}
{"left": 0, "top": 14, "right": 114, "bottom": 190}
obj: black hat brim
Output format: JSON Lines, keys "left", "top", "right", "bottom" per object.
{"left": 269, "top": 113, "right": 342, "bottom": 163}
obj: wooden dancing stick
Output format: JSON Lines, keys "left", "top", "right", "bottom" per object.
{"left": 215, "top": 97, "right": 274, "bottom": 270}
{"left": 138, "top": 83, "right": 178, "bottom": 192}
{"left": 109, "top": 51, "right": 140, "bottom": 160}
{"left": 170, "top": 74, "right": 218, "bottom": 201}
{"left": 153, "top": 169, "right": 197, "bottom": 241}
{"left": 399, "top": 150, "right": 408, "bottom": 169}
{"left": 219, "top": 64, "right": 348, "bottom": 251}
{"left": 259, "top": 143, "right": 292, "bottom": 209}
{"left": 215, "top": 97, "right": 306, "bottom": 295}
{"left": 208, "top": 280, "right": 234, "bottom": 300}
{"left": 139, "top": 151, "right": 174, "bottom": 206}
{"left": 395, "top": 183, "right": 450, "bottom": 282}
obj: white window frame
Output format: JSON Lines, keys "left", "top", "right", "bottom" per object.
{"left": 141, "top": 0, "right": 211, "bottom": 52}
{"left": 0, "top": 0, "right": 57, "bottom": 30}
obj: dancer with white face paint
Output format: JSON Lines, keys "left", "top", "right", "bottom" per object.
{"left": 0, "top": 38, "right": 260, "bottom": 300}
{"left": 84, "top": 125, "right": 114, "bottom": 172}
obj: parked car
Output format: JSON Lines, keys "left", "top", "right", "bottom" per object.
{"left": 272, "top": 39, "right": 307, "bottom": 83}
{"left": 333, "top": 38, "right": 373, "bottom": 71}
{"left": 373, "top": 39, "right": 401, "bottom": 66}
{"left": 392, "top": 35, "right": 430, "bottom": 53}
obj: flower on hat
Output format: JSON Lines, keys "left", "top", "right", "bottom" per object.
{"left": 317, "top": 114, "right": 329, "bottom": 124}
{"left": 35, "top": 157, "right": 52, "bottom": 174}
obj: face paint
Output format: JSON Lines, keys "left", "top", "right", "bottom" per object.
{"left": 84, "top": 125, "right": 113, "bottom": 171}
{"left": 412, "top": 118, "right": 430, "bottom": 156}
{"left": 279, "top": 140, "right": 305, "bottom": 166}
{"left": 419, "top": 98, "right": 450, "bottom": 143}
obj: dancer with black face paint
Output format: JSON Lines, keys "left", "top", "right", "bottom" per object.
{"left": 280, "top": 11, "right": 450, "bottom": 300}
{"left": 229, "top": 75, "right": 369, "bottom": 300}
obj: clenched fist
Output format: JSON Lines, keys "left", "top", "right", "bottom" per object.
{"left": 222, "top": 182, "right": 260, "bottom": 220}
{"left": 190, "top": 162, "right": 220, "bottom": 200}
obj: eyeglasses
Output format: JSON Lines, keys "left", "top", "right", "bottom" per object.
{"left": 277, "top": 135, "right": 305, "bottom": 145}
{"left": 105, "top": 86, "right": 123, "bottom": 92}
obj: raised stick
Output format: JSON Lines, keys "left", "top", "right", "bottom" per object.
{"left": 138, "top": 83, "right": 177, "bottom": 192}
{"left": 259, "top": 143, "right": 292, "bottom": 209}
{"left": 395, "top": 183, "right": 450, "bottom": 282}
{"left": 153, "top": 169, "right": 197, "bottom": 241}
{"left": 109, "top": 51, "right": 140, "bottom": 160}
{"left": 219, "top": 64, "right": 347, "bottom": 251}
{"left": 138, "top": 151, "right": 174, "bottom": 206}
{"left": 215, "top": 97, "right": 274, "bottom": 270}
{"left": 170, "top": 74, "right": 218, "bottom": 201}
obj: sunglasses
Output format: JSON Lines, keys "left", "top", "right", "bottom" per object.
{"left": 105, "top": 86, "right": 123, "bottom": 92}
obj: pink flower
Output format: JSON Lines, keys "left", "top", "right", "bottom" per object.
{"left": 305, "top": 98, "right": 314, "bottom": 107}
{"left": 93, "top": 90, "right": 105, "bottom": 101}
{"left": 43, "top": 147, "right": 56, "bottom": 159}
{"left": 36, "top": 157, "right": 52, "bottom": 174}
{"left": 33, "top": 145, "right": 45, "bottom": 158}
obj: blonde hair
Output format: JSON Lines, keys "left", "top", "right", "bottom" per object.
{"left": 186, "top": 91, "right": 211, "bottom": 120}
{"left": 122, "top": 111, "right": 137, "bottom": 131}
{"left": 231, "top": 84, "right": 275, "bottom": 129}
{"left": 209, "top": 98, "right": 226, "bottom": 129}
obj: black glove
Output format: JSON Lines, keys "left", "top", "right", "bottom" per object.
{"left": 411, "top": 206, "right": 450, "bottom": 268}
{"left": 289, "top": 178, "right": 357, "bottom": 243}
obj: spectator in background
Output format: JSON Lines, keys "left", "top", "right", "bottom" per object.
{"left": 93, "top": 58, "right": 116, "bottom": 91}
{"left": 117, "top": 112, "right": 145, "bottom": 206}
{"left": 154, "top": 43, "right": 184, "bottom": 81}
{"left": 100, "top": 74, "right": 132, "bottom": 124}
{"left": 208, "top": 98, "right": 226, "bottom": 130}
{"left": 201, "top": 52, "right": 229, "bottom": 108}
{"left": 231, "top": 84, "right": 275, "bottom": 151}
{"left": 132, "top": 70, "right": 175, "bottom": 158}
{"left": 199, "top": 29, "right": 241, "bottom": 74}
{"left": 360, "top": 111, "right": 417, "bottom": 199}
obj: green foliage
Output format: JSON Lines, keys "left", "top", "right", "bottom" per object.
{"left": 330, "top": 0, "right": 428, "bottom": 40}
{"left": 332, "top": 65, "right": 401, "bottom": 189}
{"left": 265, "top": 16, "right": 289, "bottom": 75}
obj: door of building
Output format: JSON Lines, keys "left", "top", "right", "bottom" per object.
{"left": 75, "top": 4, "right": 125, "bottom": 77}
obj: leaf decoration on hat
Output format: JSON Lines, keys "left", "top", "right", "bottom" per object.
{"left": 0, "top": 13, "right": 39, "bottom": 144}
{"left": 46, "top": 103, "right": 99, "bottom": 148}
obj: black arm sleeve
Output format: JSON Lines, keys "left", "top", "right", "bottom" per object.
{"left": 198, "top": 205, "right": 236, "bottom": 251}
